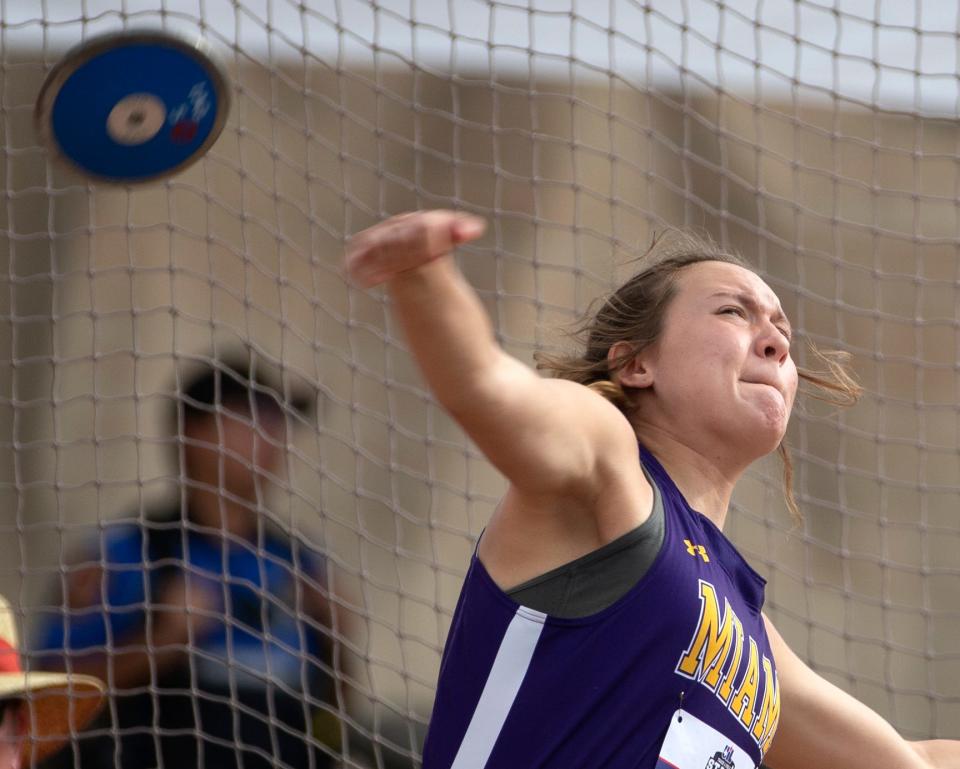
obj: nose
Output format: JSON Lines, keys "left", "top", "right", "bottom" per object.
{"left": 757, "top": 323, "right": 790, "bottom": 365}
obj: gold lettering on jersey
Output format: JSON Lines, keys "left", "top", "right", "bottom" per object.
{"left": 730, "top": 638, "right": 759, "bottom": 726}
{"left": 675, "top": 578, "right": 781, "bottom": 757}
{"left": 676, "top": 582, "right": 734, "bottom": 686}
{"left": 752, "top": 655, "right": 780, "bottom": 750}
{"left": 759, "top": 668, "right": 781, "bottom": 755}
{"left": 716, "top": 614, "right": 744, "bottom": 703}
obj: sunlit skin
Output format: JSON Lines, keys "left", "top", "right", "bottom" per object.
{"left": 618, "top": 261, "right": 799, "bottom": 528}
{"left": 0, "top": 702, "right": 24, "bottom": 769}
{"left": 479, "top": 261, "right": 800, "bottom": 583}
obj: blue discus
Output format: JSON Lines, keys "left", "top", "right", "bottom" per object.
{"left": 35, "top": 31, "right": 229, "bottom": 183}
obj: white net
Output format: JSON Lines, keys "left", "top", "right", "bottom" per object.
{"left": 0, "top": 1, "right": 958, "bottom": 767}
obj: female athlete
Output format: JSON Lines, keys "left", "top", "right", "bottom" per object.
{"left": 346, "top": 210, "right": 959, "bottom": 769}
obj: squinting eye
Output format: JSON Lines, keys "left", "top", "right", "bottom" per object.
{"left": 720, "top": 306, "right": 746, "bottom": 318}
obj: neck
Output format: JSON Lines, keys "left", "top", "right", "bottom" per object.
{"left": 632, "top": 422, "right": 746, "bottom": 530}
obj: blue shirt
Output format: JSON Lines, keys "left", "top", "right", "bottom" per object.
{"left": 36, "top": 513, "right": 325, "bottom": 691}
{"left": 33, "top": 509, "right": 333, "bottom": 769}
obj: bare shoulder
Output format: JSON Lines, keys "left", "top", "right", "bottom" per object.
{"left": 480, "top": 379, "right": 654, "bottom": 587}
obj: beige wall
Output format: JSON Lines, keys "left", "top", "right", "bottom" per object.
{"left": 0, "top": 49, "right": 958, "bottom": 745}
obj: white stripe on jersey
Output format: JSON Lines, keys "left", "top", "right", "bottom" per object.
{"left": 449, "top": 606, "right": 547, "bottom": 769}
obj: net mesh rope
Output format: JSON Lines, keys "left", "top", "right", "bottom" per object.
{"left": 0, "top": 1, "right": 958, "bottom": 766}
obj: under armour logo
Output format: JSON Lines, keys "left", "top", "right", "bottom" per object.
{"left": 684, "top": 539, "right": 710, "bottom": 562}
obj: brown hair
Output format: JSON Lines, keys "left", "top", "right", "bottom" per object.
{"left": 536, "top": 230, "right": 862, "bottom": 522}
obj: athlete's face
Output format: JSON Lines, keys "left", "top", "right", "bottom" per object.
{"left": 629, "top": 261, "right": 798, "bottom": 461}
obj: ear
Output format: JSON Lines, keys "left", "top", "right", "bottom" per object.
{"left": 608, "top": 341, "right": 655, "bottom": 389}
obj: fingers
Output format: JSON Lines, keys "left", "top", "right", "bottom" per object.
{"left": 450, "top": 213, "right": 486, "bottom": 244}
{"left": 346, "top": 210, "right": 486, "bottom": 288}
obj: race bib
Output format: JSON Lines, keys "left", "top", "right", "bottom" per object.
{"left": 657, "top": 709, "right": 756, "bottom": 769}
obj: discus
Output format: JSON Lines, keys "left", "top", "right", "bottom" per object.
{"left": 34, "top": 30, "right": 230, "bottom": 184}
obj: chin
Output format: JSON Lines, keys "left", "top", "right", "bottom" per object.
{"left": 733, "top": 394, "right": 789, "bottom": 441}
{"left": 740, "top": 415, "right": 789, "bottom": 458}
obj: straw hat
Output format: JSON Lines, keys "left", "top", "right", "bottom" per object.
{"left": 0, "top": 595, "right": 105, "bottom": 763}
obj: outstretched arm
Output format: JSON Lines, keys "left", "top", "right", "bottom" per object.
{"left": 764, "top": 615, "right": 959, "bottom": 769}
{"left": 346, "top": 211, "right": 640, "bottom": 501}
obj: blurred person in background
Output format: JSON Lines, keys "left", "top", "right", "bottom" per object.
{"left": 0, "top": 593, "right": 103, "bottom": 769}
{"left": 33, "top": 355, "right": 348, "bottom": 769}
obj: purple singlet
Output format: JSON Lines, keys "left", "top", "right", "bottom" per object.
{"left": 422, "top": 447, "right": 780, "bottom": 769}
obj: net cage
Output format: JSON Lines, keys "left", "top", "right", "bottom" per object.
{"left": 0, "top": 0, "right": 958, "bottom": 766}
